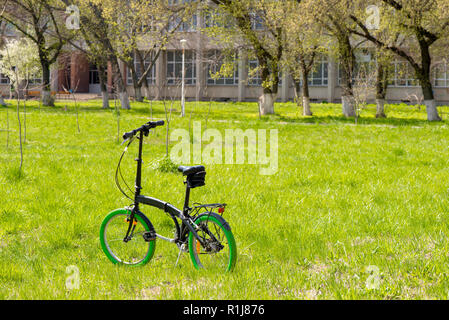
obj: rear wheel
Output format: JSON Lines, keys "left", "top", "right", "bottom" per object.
{"left": 188, "top": 213, "right": 237, "bottom": 272}
{"left": 100, "top": 209, "right": 156, "bottom": 266}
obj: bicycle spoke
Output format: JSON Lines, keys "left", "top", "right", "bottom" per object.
{"left": 102, "top": 212, "right": 153, "bottom": 265}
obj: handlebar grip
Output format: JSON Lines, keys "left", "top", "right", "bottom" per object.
{"left": 122, "top": 121, "right": 165, "bottom": 140}
{"left": 123, "top": 130, "right": 136, "bottom": 140}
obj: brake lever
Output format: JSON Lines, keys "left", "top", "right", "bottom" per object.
{"left": 121, "top": 135, "right": 135, "bottom": 146}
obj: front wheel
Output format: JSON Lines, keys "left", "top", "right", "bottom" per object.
{"left": 100, "top": 209, "right": 156, "bottom": 266}
{"left": 188, "top": 213, "right": 237, "bottom": 272}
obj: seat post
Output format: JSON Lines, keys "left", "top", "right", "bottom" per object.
{"left": 183, "top": 183, "right": 191, "bottom": 215}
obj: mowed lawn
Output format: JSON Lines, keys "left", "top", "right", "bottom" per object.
{"left": 1, "top": 99, "right": 449, "bottom": 299}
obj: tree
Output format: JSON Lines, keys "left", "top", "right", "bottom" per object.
{"left": 307, "top": 0, "right": 361, "bottom": 118}
{"left": 0, "top": 18, "right": 10, "bottom": 106}
{"left": 60, "top": 0, "right": 112, "bottom": 109}
{"left": 374, "top": 47, "right": 395, "bottom": 118}
{"left": 350, "top": 0, "right": 449, "bottom": 121}
{"left": 0, "top": 38, "right": 40, "bottom": 174}
{"left": 0, "top": 0, "right": 68, "bottom": 106}
{"left": 103, "top": 0, "right": 197, "bottom": 102}
{"left": 57, "top": 0, "right": 131, "bottom": 109}
{"left": 352, "top": 49, "right": 377, "bottom": 123}
{"left": 208, "top": 0, "right": 288, "bottom": 116}
{"left": 0, "top": 38, "right": 41, "bottom": 89}
{"left": 281, "top": 0, "right": 327, "bottom": 116}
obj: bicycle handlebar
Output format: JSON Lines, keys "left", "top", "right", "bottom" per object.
{"left": 123, "top": 120, "right": 165, "bottom": 140}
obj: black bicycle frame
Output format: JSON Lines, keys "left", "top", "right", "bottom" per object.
{"left": 130, "top": 131, "right": 206, "bottom": 247}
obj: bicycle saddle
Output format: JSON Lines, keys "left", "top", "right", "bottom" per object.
{"left": 178, "top": 165, "right": 206, "bottom": 176}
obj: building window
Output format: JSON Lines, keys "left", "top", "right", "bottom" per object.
{"left": 250, "top": 12, "right": 264, "bottom": 30}
{"left": 168, "top": 0, "right": 197, "bottom": 32}
{"left": 308, "top": 56, "right": 328, "bottom": 86}
{"left": 204, "top": 10, "right": 233, "bottom": 29}
{"left": 338, "top": 52, "right": 376, "bottom": 85}
{"left": 167, "top": 50, "right": 196, "bottom": 85}
{"left": 169, "top": 15, "right": 197, "bottom": 32}
{"left": 248, "top": 59, "right": 262, "bottom": 86}
{"left": 336, "top": 55, "right": 421, "bottom": 88}
{"left": 389, "top": 60, "right": 418, "bottom": 87}
{"left": 127, "top": 52, "right": 156, "bottom": 86}
{"left": 247, "top": 59, "right": 283, "bottom": 87}
{"left": 353, "top": 62, "right": 376, "bottom": 83}
{"left": 433, "top": 62, "right": 448, "bottom": 88}
{"left": 204, "top": 11, "right": 219, "bottom": 28}
{"left": 0, "top": 73, "right": 10, "bottom": 85}
{"left": 206, "top": 50, "right": 239, "bottom": 86}
{"left": 180, "top": 15, "right": 197, "bottom": 32}
{"left": 89, "top": 64, "right": 100, "bottom": 85}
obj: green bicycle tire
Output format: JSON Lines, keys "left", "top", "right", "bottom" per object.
{"left": 188, "top": 213, "right": 237, "bottom": 272}
{"left": 100, "top": 208, "right": 156, "bottom": 266}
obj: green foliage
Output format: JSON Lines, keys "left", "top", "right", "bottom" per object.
{"left": 150, "top": 156, "right": 179, "bottom": 174}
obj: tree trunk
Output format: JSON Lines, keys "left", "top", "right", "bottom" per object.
{"left": 301, "top": 70, "right": 312, "bottom": 116}
{"left": 417, "top": 38, "right": 441, "bottom": 121}
{"left": 99, "top": 64, "right": 109, "bottom": 109}
{"left": 341, "top": 60, "right": 356, "bottom": 118}
{"left": 340, "top": 80, "right": 356, "bottom": 118}
{"left": 342, "top": 95, "right": 356, "bottom": 117}
{"left": 376, "top": 99, "right": 386, "bottom": 118}
{"left": 111, "top": 58, "right": 130, "bottom": 109}
{"left": 41, "top": 62, "right": 54, "bottom": 106}
{"left": 293, "top": 79, "right": 301, "bottom": 108}
{"left": 259, "top": 92, "right": 276, "bottom": 115}
{"left": 130, "top": 65, "right": 143, "bottom": 102}
{"left": 338, "top": 34, "right": 355, "bottom": 118}
{"left": 120, "top": 89, "right": 130, "bottom": 110}
{"left": 119, "top": 91, "right": 130, "bottom": 110}
{"left": 376, "top": 64, "right": 387, "bottom": 118}
{"left": 303, "top": 96, "right": 312, "bottom": 116}
{"left": 142, "top": 77, "right": 152, "bottom": 101}
{"left": 424, "top": 99, "right": 441, "bottom": 122}
{"left": 257, "top": 59, "right": 278, "bottom": 116}
{"left": 134, "top": 85, "right": 143, "bottom": 102}
{"left": 144, "top": 84, "right": 152, "bottom": 101}
{"left": 420, "top": 77, "right": 441, "bottom": 121}
{"left": 42, "top": 90, "right": 54, "bottom": 106}
{"left": 101, "top": 90, "right": 109, "bottom": 109}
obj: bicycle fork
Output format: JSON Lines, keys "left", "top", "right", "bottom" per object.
{"left": 123, "top": 213, "right": 137, "bottom": 243}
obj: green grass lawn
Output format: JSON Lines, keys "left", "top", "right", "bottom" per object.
{"left": 1, "top": 99, "right": 449, "bottom": 299}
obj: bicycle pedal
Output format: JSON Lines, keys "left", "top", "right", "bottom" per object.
{"left": 143, "top": 231, "right": 156, "bottom": 242}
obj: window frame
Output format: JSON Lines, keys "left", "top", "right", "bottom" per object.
{"left": 206, "top": 50, "right": 239, "bottom": 86}
{"left": 166, "top": 50, "right": 197, "bottom": 86}
{"left": 127, "top": 51, "right": 157, "bottom": 86}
